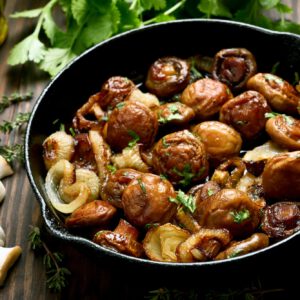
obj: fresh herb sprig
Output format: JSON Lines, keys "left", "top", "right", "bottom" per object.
{"left": 0, "top": 112, "right": 31, "bottom": 133}
{"left": 8, "top": 0, "right": 300, "bottom": 77}
{"left": 0, "top": 91, "right": 33, "bottom": 113}
{"left": 28, "top": 226, "right": 71, "bottom": 293}
{"left": 169, "top": 190, "right": 196, "bottom": 213}
{"left": 0, "top": 142, "right": 24, "bottom": 164}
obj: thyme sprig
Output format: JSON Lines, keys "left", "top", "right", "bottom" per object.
{"left": 28, "top": 226, "right": 71, "bottom": 293}
{"left": 0, "top": 112, "right": 31, "bottom": 133}
{"left": 0, "top": 91, "right": 33, "bottom": 113}
{"left": 0, "top": 142, "right": 24, "bottom": 164}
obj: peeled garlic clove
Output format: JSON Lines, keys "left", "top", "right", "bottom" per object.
{"left": 45, "top": 159, "right": 89, "bottom": 214}
{"left": 43, "top": 131, "right": 75, "bottom": 170}
{"left": 0, "top": 156, "right": 13, "bottom": 179}
{"left": 0, "top": 181, "right": 5, "bottom": 204}
{"left": 0, "top": 246, "right": 22, "bottom": 286}
{"left": 0, "top": 226, "right": 5, "bottom": 247}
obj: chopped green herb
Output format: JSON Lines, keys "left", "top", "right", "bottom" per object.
{"left": 69, "top": 128, "right": 76, "bottom": 137}
{"left": 59, "top": 123, "right": 65, "bottom": 132}
{"left": 226, "top": 88, "right": 231, "bottom": 95}
{"left": 207, "top": 188, "right": 214, "bottom": 196}
{"left": 144, "top": 223, "right": 159, "bottom": 230}
{"left": 116, "top": 102, "right": 125, "bottom": 109}
{"left": 270, "top": 61, "right": 280, "bottom": 74}
{"left": 160, "top": 174, "right": 168, "bottom": 180}
{"left": 228, "top": 250, "right": 242, "bottom": 259}
{"left": 169, "top": 190, "right": 196, "bottom": 213}
{"left": 162, "top": 137, "right": 169, "bottom": 148}
{"left": 264, "top": 74, "right": 284, "bottom": 85}
{"left": 294, "top": 71, "right": 300, "bottom": 85}
{"left": 127, "top": 130, "right": 140, "bottom": 148}
{"left": 158, "top": 109, "right": 182, "bottom": 124}
{"left": 265, "top": 112, "right": 281, "bottom": 119}
{"left": 173, "top": 164, "right": 204, "bottom": 187}
{"left": 107, "top": 164, "right": 117, "bottom": 174}
{"left": 137, "top": 178, "right": 147, "bottom": 194}
{"left": 52, "top": 119, "right": 59, "bottom": 125}
{"left": 230, "top": 209, "right": 250, "bottom": 224}
{"left": 283, "top": 115, "right": 294, "bottom": 125}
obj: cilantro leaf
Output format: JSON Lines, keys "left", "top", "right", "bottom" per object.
{"left": 116, "top": 1, "right": 141, "bottom": 32}
{"left": 8, "top": 34, "right": 46, "bottom": 65}
{"left": 259, "top": 0, "right": 280, "bottom": 9}
{"left": 198, "top": 0, "right": 232, "bottom": 18}
{"left": 141, "top": 0, "right": 167, "bottom": 11}
{"left": 71, "top": 0, "right": 88, "bottom": 24}
{"left": 39, "top": 48, "right": 76, "bottom": 77}
{"left": 230, "top": 209, "right": 250, "bottom": 224}
{"left": 10, "top": 8, "right": 43, "bottom": 18}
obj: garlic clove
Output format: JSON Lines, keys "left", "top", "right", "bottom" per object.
{"left": 0, "top": 181, "right": 6, "bottom": 204}
{"left": 0, "top": 225, "right": 5, "bottom": 247}
{"left": 0, "top": 245, "right": 22, "bottom": 286}
{"left": 0, "top": 156, "right": 13, "bottom": 180}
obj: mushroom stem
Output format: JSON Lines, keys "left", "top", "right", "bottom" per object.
{"left": 0, "top": 246, "right": 22, "bottom": 286}
{"left": 0, "top": 181, "right": 6, "bottom": 203}
{"left": 0, "top": 155, "right": 13, "bottom": 179}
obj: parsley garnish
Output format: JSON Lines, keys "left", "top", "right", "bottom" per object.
{"left": 265, "top": 112, "right": 281, "bottom": 119}
{"left": 162, "top": 137, "right": 169, "bottom": 148}
{"left": 69, "top": 128, "right": 76, "bottom": 137}
{"left": 137, "top": 178, "right": 147, "bottom": 194}
{"left": 116, "top": 102, "right": 125, "bottom": 109}
{"left": 169, "top": 190, "right": 196, "bottom": 214}
{"left": 158, "top": 106, "right": 182, "bottom": 124}
{"left": 207, "top": 188, "right": 214, "bottom": 196}
{"left": 107, "top": 164, "right": 117, "bottom": 174}
{"left": 264, "top": 74, "right": 284, "bottom": 85}
{"left": 265, "top": 112, "right": 294, "bottom": 125}
{"left": 270, "top": 61, "right": 280, "bottom": 74}
{"left": 127, "top": 130, "right": 140, "bottom": 148}
{"left": 173, "top": 164, "right": 205, "bottom": 186}
{"left": 0, "top": 142, "right": 24, "bottom": 164}
{"left": 230, "top": 209, "right": 250, "bottom": 224}
{"left": 160, "top": 174, "right": 168, "bottom": 180}
{"left": 228, "top": 250, "right": 243, "bottom": 259}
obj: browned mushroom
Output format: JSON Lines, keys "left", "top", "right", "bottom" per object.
{"left": 176, "top": 228, "right": 232, "bottom": 262}
{"left": 155, "top": 102, "right": 195, "bottom": 126}
{"left": 219, "top": 90, "right": 271, "bottom": 140}
{"left": 65, "top": 200, "right": 117, "bottom": 228}
{"left": 192, "top": 121, "right": 242, "bottom": 160}
{"left": 145, "top": 56, "right": 190, "bottom": 98}
{"left": 262, "top": 151, "right": 300, "bottom": 201}
{"left": 122, "top": 173, "right": 177, "bottom": 228}
{"left": 181, "top": 78, "right": 232, "bottom": 120}
{"left": 261, "top": 202, "right": 300, "bottom": 239}
{"left": 266, "top": 114, "right": 300, "bottom": 150}
{"left": 247, "top": 73, "right": 300, "bottom": 115}
{"left": 212, "top": 48, "right": 257, "bottom": 92}
{"left": 105, "top": 101, "right": 158, "bottom": 151}
{"left": 152, "top": 130, "right": 209, "bottom": 186}
{"left": 93, "top": 219, "right": 143, "bottom": 257}
{"left": 215, "top": 233, "right": 269, "bottom": 260}
{"left": 196, "top": 189, "right": 261, "bottom": 238}
{"left": 102, "top": 168, "right": 142, "bottom": 208}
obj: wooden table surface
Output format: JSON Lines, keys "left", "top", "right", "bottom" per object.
{"left": 1, "top": 1, "right": 299, "bottom": 299}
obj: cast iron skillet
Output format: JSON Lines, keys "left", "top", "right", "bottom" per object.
{"left": 25, "top": 19, "right": 300, "bottom": 272}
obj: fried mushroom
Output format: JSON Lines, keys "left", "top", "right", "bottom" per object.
{"left": 152, "top": 130, "right": 209, "bottom": 186}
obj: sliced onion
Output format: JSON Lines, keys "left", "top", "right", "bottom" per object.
{"left": 45, "top": 159, "right": 90, "bottom": 214}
